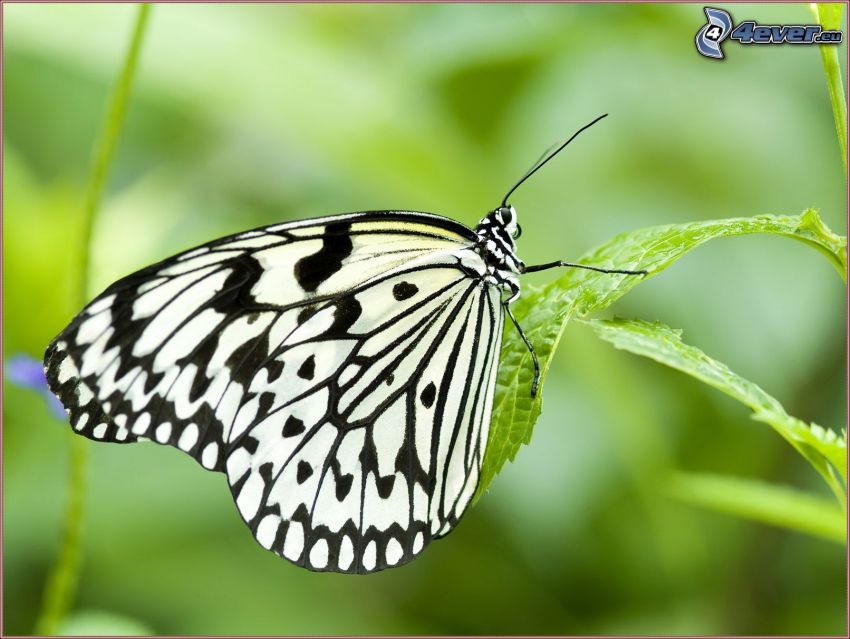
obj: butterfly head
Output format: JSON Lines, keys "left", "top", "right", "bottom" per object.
{"left": 494, "top": 205, "right": 522, "bottom": 241}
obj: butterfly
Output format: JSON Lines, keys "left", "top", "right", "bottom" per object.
{"left": 44, "top": 114, "right": 644, "bottom": 573}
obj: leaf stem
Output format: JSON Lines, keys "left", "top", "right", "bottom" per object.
{"left": 34, "top": 5, "right": 152, "bottom": 635}
{"left": 810, "top": 3, "right": 847, "bottom": 175}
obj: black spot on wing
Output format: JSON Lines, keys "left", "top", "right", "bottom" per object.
{"left": 240, "top": 434, "right": 260, "bottom": 455}
{"left": 258, "top": 461, "right": 276, "bottom": 485}
{"left": 254, "top": 392, "right": 276, "bottom": 424}
{"left": 326, "top": 296, "right": 362, "bottom": 337}
{"left": 296, "top": 460, "right": 313, "bottom": 484}
{"left": 327, "top": 457, "right": 355, "bottom": 501}
{"left": 392, "top": 281, "right": 418, "bottom": 301}
{"left": 282, "top": 415, "right": 306, "bottom": 438}
{"left": 335, "top": 473, "right": 354, "bottom": 501}
{"left": 266, "top": 359, "right": 285, "bottom": 383}
{"left": 297, "top": 355, "right": 316, "bottom": 380}
{"left": 420, "top": 381, "right": 436, "bottom": 408}
{"left": 294, "top": 221, "right": 353, "bottom": 292}
{"left": 376, "top": 474, "right": 396, "bottom": 499}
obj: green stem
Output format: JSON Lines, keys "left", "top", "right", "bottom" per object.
{"left": 34, "top": 5, "right": 152, "bottom": 635}
{"left": 811, "top": 3, "right": 847, "bottom": 175}
{"left": 77, "top": 3, "right": 152, "bottom": 306}
{"left": 34, "top": 438, "right": 87, "bottom": 636}
{"left": 667, "top": 471, "right": 846, "bottom": 544}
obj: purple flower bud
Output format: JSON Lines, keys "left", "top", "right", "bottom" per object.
{"left": 6, "top": 354, "right": 67, "bottom": 419}
{"left": 6, "top": 354, "right": 48, "bottom": 389}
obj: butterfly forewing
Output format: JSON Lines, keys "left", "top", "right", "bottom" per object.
{"left": 44, "top": 211, "right": 505, "bottom": 573}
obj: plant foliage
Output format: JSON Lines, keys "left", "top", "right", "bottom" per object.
{"left": 479, "top": 209, "right": 847, "bottom": 501}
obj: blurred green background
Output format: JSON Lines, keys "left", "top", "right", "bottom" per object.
{"left": 3, "top": 2, "right": 846, "bottom": 635}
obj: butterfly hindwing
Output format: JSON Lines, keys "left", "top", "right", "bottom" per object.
{"left": 226, "top": 270, "right": 503, "bottom": 571}
{"left": 44, "top": 211, "right": 504, "bottom": 572}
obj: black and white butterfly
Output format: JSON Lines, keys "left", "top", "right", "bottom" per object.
{"left": 44, "top": 115, "right": 643, "bottom": 573}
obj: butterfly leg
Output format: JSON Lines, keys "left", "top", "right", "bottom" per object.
{"left": 522, "top": 261, "right": 647, "bottom": 276}
{"left": 507, "top": 262, "right": 644, "bottom": 398}
{"left": 503, "top": 301, "right": 541, "bottom": 398}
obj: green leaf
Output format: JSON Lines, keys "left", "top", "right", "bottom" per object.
{"left": 810, "top": 3, "right": 847, "bottom": 174}
{"left": 586, "top": 317, "right": 846, "bottom": 506}
{"left": 476, "top": 209, "right": 846, "bottom": 499}
{"left": 667, "top": 471, "right": 846, "bottom": 544}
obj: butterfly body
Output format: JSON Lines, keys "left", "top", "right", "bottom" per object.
{"left": 469, "top": 206, "right": 526, "bottom": 325}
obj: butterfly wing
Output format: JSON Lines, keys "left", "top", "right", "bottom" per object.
{"left": 229, "top": 264, "right": 504, "bottom": 572}
{"left": 44, "top": 211, "right": 504, "bottom": 572}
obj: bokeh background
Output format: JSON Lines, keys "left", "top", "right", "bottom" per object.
{"left": 3, "top": 2, "right": 846, "bottom": 635}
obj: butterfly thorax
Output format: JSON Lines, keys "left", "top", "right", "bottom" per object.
{"left": 473, "top": 205, "right": 524, "bottom": 298}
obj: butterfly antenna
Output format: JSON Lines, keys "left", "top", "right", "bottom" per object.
{"left": 501, "top": 113, "right": 609, "bottom": 207}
